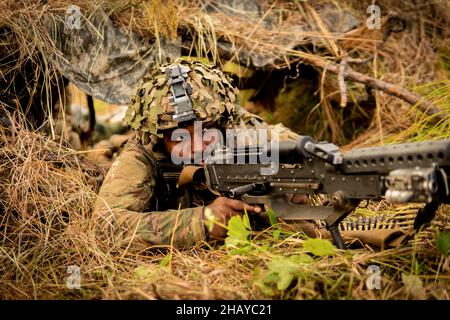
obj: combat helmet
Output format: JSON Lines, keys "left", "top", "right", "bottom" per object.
{"left": 125, "top": 58, "right": 240, "bottom": 144}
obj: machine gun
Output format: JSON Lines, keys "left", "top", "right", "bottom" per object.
{"left": 201, "top": 136, "right": 450, "bottom": 249}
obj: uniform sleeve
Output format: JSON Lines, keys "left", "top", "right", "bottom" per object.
{"left": 238, "top": 108, "right": 301, "bottom": 142}
{"left": 93, "top": 138, "right": 207, "bottom": 250}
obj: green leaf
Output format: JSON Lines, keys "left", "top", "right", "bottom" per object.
{"left": 204, "top": 207, "right": 216, "bottom": 233}
{"left": 226, "top": 215, "right": 251, "bottom": 242}
{"left": 436, "top": 231, "right": 450, "bottom": 256}
{"left": 229, "top": 245, "right": 252, "bottom": 255}
{"left": 225, "top": 214, "right": 252, "bottom": 254}
{"left": 303, "top": 238, "right": 335, "bottom": 257}
{"left": 254, "top": 254, "right": 312, "bottom": 296}
{"left": 290, "top": 254, "right": 314, "bottom": 264}
{"left": 252, "top": 267, "right": 262, "bottom": 280}
{"left": 272, "top": 228, "right": 281, "bottom": 240}
{"left": 263, "top": 256, "right": 301, "bottom": 291}
{"left": 159, "top": 254, "right": 171, "bottom": 267}
{"left": 267, "top": 209, "right": 278, "bottom": 226}
{"left": 276, "top": 272, "right": 294, "bottom": 291}
{"left": 254, "top": 279, "right": 276, "bottom": 296}
{"left": 133, "top": 265, "right": 154, "bottom": 280}
{"left": 242, "top": 211, "right": 251, "bottom": 230}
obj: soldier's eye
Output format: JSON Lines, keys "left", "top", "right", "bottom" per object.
{"left": 175, "top": 136, "right": 184, "bottom": 142}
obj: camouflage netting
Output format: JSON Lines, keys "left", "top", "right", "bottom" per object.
{"left": 0, "top": 0, "right": 363, "bottom": 109}
{"left": 0, "top": 0, "right": 447, "bottom": 147}
{"left": 51, "top": 0, "right": 360, "bottom": 105}
{"left": 54, "top": 7, "right": 181, "bottom": 106}
{"left": 124, "top": 58, "right": 240, "bottom": 142}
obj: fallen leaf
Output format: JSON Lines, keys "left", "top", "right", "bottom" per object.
{"left": 401, "top": 273, "right": 426, "bottom": 299}
{"left": 303, "top": 238, "right": 335, "bottom": 257}
{"left": 436, "top": 231, "right": 450, "bottom": 256}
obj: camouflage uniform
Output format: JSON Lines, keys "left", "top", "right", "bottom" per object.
{"left": 93, "top": 59, "right": 299, "bottom": 250}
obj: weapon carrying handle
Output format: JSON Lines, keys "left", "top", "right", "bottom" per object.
{"left": 276, "top": 136, "right": 315, "bottom": 162}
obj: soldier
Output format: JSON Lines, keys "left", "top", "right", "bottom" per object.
{"left": 93, "top": 58, "right": 302, "bottom": 250}
{"left": 93, "top": 58, "right": 408, "bottom": 251}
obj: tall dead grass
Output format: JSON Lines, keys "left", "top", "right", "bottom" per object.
{"left": 0, "top": 112, "right": 449, "bottom": 299}
{"left": 1, "top": 0, "right": 449, "bottom": 143}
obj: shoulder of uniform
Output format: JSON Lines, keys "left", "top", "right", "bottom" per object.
{"left": 140, "top": 134, "right": 168, "bottom": 162}
{"left": 238, "top": 108, "right": 266, "bottom": 125}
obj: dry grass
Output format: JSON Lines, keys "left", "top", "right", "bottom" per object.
{"left": 1, "top": 0, "right": 449, "bottom": 143}
{"left": 0, "top": 113, "right": 449, "bottom": 300}
{"left": 0, "top": 0, "right": 449, "bottom": 300}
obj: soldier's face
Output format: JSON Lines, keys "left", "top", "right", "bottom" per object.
{"left": 163, "top": 122, "right": 221, "bottom": 165}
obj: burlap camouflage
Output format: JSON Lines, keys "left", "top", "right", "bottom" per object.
{"left": 124, "top": 58, "right": 240, "bottom": 144}
{"left": 50, "top": 3, "right": 357, "bottom": 105}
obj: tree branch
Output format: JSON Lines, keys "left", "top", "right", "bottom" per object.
{"left": 300, "top": 55, "right": 443, "bottom": 121}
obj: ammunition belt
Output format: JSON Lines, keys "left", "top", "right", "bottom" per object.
{"left": 315, "top": 210, "right": 449, "bottom": 232}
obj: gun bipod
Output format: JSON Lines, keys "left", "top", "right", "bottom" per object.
{"left": 242, "top": 194, "right": 361, "bottom": 249}
{"left": 413, "top": 201, "right": 440, "bottom": 232}
{"left": 323, "top": 198, "right": 361, "bottom": 249}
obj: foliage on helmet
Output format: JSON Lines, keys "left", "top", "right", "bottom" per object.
{"left": 124, "top": 58, "right": 240, "bottom": 143}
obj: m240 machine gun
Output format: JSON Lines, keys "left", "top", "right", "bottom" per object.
{"left": 203, "top": 137, "right": 450, "bottom": 248}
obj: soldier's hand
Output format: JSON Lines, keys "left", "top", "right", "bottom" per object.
{"left": 205, "top": 197, "right": 261, "bottom": 240}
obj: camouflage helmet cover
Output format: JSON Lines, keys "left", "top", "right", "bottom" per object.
{"left": 125, "top": 58, "right": 240, "bottom": 143}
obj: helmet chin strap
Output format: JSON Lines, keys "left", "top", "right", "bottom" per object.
{"left": 166, "top": 64, "right": 197, "bottom": 124}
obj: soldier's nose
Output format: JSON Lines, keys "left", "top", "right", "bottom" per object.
{"left": 192, "top": 139, "right": 202, "bottom": 154}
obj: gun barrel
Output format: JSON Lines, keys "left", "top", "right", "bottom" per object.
{"left": 342, "top": 139, "right": 450, "bottom": 174}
